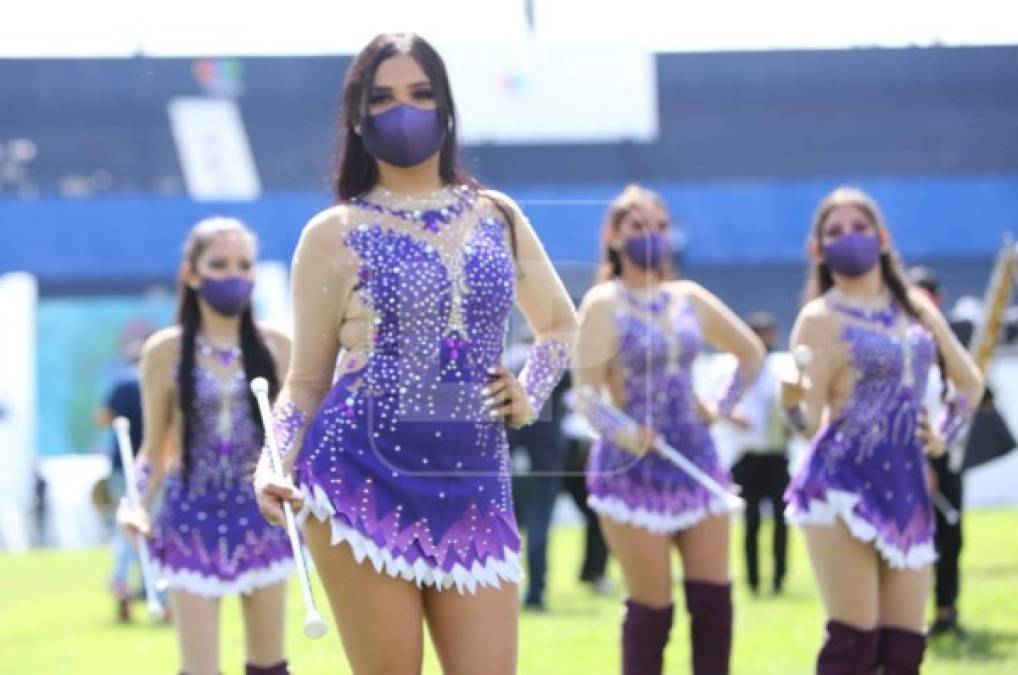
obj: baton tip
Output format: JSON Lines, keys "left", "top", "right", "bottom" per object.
{"left": 793, "top": 345, "right": 814, "bottom": 368}
{"left": 303, "top": 614, "right": 327, "bottom": 639}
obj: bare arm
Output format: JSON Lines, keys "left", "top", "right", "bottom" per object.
{"left": 785, "top": 303, "right": 840, "bottom": 437}
{"left": 570, "top": 286, "right": 656, "bottom": 454}
{"left": 911, "top": 289, "right": 983, "bottom": 405}
{"left": 260, "top": 208, "right": 355, "bottom": 474}
{"left": 490, "top": 192, "right": 578, "bottom": 426}
{"left": 911, "top": 288, "right": 985, "bottom": 442}
{"left": 136, "top": 329, "right": 179, "bottom": 509}
{"left": 683, "top": 281, "right": 765, "bottom": 417}
{"left": 261, "top": 326, "right": 292, "bottom": 387}
{"left": 570, "top": 287, "right": 616, "bottom": 399}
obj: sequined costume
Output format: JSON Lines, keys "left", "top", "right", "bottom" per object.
{"left": 272, "top": 186, "right": 573, "bottom": 594}
{"left": 785, "top": 302, "right": 938, "bottom": 568}
{"left": 152, "top": 359, "right": 294, "bottom": 597}
{"left": 584, "top": 283, "right": 747, "bottom": 534}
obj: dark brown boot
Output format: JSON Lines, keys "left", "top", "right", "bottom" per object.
{"left": 622, "top": 599, "right": 673, "bottom": 675}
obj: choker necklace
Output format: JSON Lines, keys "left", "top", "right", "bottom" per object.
{"left": 197, "top": 336, "right": 242, "bottom": 367}
{"left": 829, "top": 290, "right": 898, "bottom": 328}
{"left": 618, "top": 281, "right": 683, "bottom": 373}
{"left": 353, "top": 184, "right": 476, "bottom": 233}
{"left": 830, "top": 290, "right": 914, "bottom": 387}
{"left": 619, "top": 281, "right": 669, "bottom": 316}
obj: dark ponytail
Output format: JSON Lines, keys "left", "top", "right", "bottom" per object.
{"left": 176, "top": 286, "right": 201, "bottom": 483}
{"left": 239, "top": 305, "right": 279, "bottom": 434}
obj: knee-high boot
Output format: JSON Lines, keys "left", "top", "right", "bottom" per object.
{"left": 622, "top": 599, "right": 674, "bottom": 675}
{"left": 683, "top": 580, "right": 733, "bottom": 675}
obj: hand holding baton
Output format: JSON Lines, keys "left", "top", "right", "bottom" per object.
{"left": 577, "top": 386, "right": 744, "bottom": 512}
{"left": 113, "top": 417, "right": 164, "bottom": 619}
{"left": 250, "top": 377, "right": 327, "bottom": 640}
{"left": 792, "top": 345, "right": 813, "bottom": 384}
{"left": 779, "top": 346, "right": 814, "bottom": 434}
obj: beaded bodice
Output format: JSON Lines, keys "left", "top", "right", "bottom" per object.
{"left": 613, "top": 286, "right": 702, "bottom": 427}
{"left": 340, "top": 185, "right": 517, "bottom": 423}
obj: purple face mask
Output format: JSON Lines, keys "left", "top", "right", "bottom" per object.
{"left": 361, "top": 104, "right": 446, "bottom": 168}
{"left": 623, "top": 232, "right": 669, "bottom": 270}
{"left": 199, "top": 276, "right": 253, "bottom": 316}
{"left": 823, "top": 233, "right": 881, "bottom": 277}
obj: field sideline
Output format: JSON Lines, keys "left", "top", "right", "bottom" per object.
{"left": 2, "top": 510, "right": 1016, "bottom": 674}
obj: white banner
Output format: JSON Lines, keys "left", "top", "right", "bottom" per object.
{"left": 442, "top": 40, "right": 658, "bottom": 144}
{"left": 0, "top": 273, "right": 37, "bottom": 552}
{"left": 168, "top": 96, "right": 262, "bottom": 201}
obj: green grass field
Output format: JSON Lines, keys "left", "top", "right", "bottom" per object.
{"left": 2, "top": 509, "right": 1016, "bottom": 674}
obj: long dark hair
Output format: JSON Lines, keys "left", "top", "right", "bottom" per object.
{"left": 804, "top": 186, "right": 947, "bottom": 398}
{"left": 596, "top": 184, "right": 676, "bottom": 283}
{"left": 176, "top": 218, "right": 279, "bottom": 481}
{"left": 331, "top": 32, "right": 518, "bottom": 258}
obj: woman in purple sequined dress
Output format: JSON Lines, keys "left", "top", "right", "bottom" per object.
{"left": 573, "top": 185, "right": 765, "bottom": 675}
{"left": 252, "top": 34, "right": 577, "bottom": 674}
{"left": 120, "top": 219, "right": 294, "bottom": 675}
{"left": 782, "top": 187, "right": 982, "bottom": 674}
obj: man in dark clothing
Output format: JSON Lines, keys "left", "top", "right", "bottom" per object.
{"left": 95, "top": 332, "right": 147, "bottom": 623}
{"left": 562, "top": 437, "right": 611, "bottom": 592}
{"left": 910, "top": 266, "right": 1016, "bottom": 637}
{"left": 927, "top": 387, "right": 1015, "bottom": 637}
{"left": 100, "top": 376, "right": 144, "bottom": 473}
{"left": 729, "top": 313, "right": 790, "bottom": 594}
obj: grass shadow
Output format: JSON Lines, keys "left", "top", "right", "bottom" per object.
{"left": 929, "top": 628, "right": 1018, "bottom": 662}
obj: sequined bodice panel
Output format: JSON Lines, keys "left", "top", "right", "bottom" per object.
{"left": 341, "top": 200, "right": 515, "bottom": 423}
{"left": 829, "top": 319, "right": 937, "bottom": 452}
{"left": 839, "top": 321, "right": 936, "bottom": 420}
{"left": 613, "top": 296, "right": 702, "bottom": 427}
{"left": 181, "top": 364, "right": 261, "bottom": 485}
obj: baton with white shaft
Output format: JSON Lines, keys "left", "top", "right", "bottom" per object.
{"left": 930, "top": 490, "right": 960, "bottom": 526}
{"left": 113, "top": 417, "right": 164, "bottom": 618}
{"left": 577, "top": 386, "right": 744, "bottom": 512}
{"left": 250, "top": 378, "right": 327, "bottom": 640}
{"left": 793, "top": 345, "right": 813, "bottom": 384}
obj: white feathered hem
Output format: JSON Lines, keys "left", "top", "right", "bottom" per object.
{"left": 153, "top": 557, "right": 295, "bottom": 598}
{"left": 786, "top": 488, "right": 936, "bottom": 570}
{"left": 297, "top": 482, "right": 524, "bottom": 595}
{"left": 588, "top": 494, "right": 734, "bottom": 535}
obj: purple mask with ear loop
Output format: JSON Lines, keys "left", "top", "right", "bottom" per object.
{"left": 361, "top": 104, "right": 447, "bottom": 168}
{"left": 822, "top": 233, "right": 882, "bottom": 277}
{"left": 623, "top": 232, "right": 670, "bottom": 270}
{"left": 199, "top": 277, "right": 253, "bottom": 316}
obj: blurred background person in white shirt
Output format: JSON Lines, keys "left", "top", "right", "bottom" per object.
{"left": 728, "top": 312, "right": 792, "bottom": 595}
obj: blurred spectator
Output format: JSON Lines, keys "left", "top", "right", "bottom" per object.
{"left": 31, "top": 462, "right": 48, "bottom": 548}
{"left": 94, "top": 329, "right": 148, "bottom": 623}
{"left": 561, "top": 395, "right": 613, "bottom": 595}
{"left": 728, "top": 312, "right": 791, "bottom": 594}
